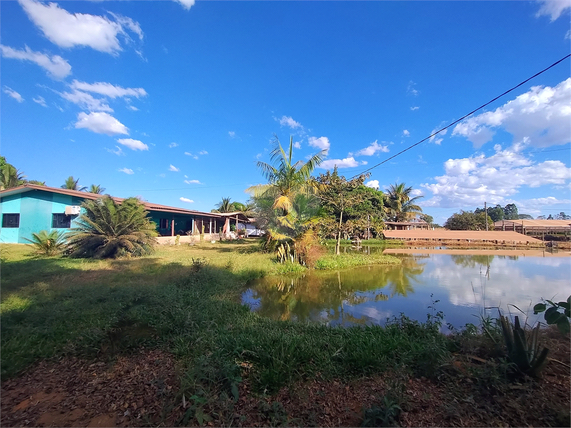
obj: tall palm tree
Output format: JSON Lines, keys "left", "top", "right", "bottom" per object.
{"left": 247, "top": 135, "right": 325, "bottom": 215}
{"left": 62, "top": 176, "right": 87, "bottom": 191}
{"left": 211, "top": 197, "right": 235, "bottom": 213}
{"left": 67, "top": 196, "right": 157, "bottom": 258}
{"left": 386, "top": 183, "right": 423, "bottom": 222}
{"left": 232, "top": 201, "right": 257, "bottom": 217}
{"left": 0, "top": 163, "right": 26, "bottom": 190}
{"left": 88, "top": 184, "right": 106, "bottom": 194}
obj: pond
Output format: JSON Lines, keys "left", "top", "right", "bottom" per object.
{"left": 242, "top": 248, "right": 571, "bottom": 329}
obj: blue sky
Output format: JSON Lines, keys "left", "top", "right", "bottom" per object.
{"left": 1, "top": 0, "right": 570, "bottom": 224}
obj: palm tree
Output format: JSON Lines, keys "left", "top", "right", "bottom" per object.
{"left": 247, "top": 135, "right": 325, "bottom": 215}
{"left": 232, "top": 201, "right": 257, "bottom": 217}
{"left": 386, "top": 183, "right": 423, "bottom": 222}
{"left": 88, "top": 184, "right": 106, "bottom": 194}
{"left": 0, "top": 163, "right": 26, "bottom": 190}
{"left": 62, "top": 176, "right": 87, "bottom": 191}
{"left": 24, "top": 230, "right": 67, "bottom": 256}
{"left": 211, "top": 197, "right": 235, "bottom": 213}
{"left": 67, "top": 196, "right": 157, "bottom": 258}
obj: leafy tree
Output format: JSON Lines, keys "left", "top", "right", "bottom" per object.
{"left": 27, "top": 180, "right": 46, "bottom": 186}
{"left": 556, "top": 212, "right": 571, "bottom": 220}
{"left": 88, "top": 184, "right": 106, "bottom": 194}
{"left": 62, "top": 176, "right": 87, "bottom": 191}
{"left": 211, "top": 197, "right": 236, "bottom": 213}
{"left": 518, "top": 214, "right": 534, "bottom": 220}
{"left": 0, "top": 157, "right": 26, "bottom": 190}
{"left": 316, "top": 168, "right": 370, "bottom": 255}
{"left": 385, "top": 183, "right": 423, "bottom": 221}
{"left": 231, "top": 201, "right": 257, "bottom": 217}
{"left": 444, "top": 210, "right": 493, "bottom": 230}
{"left": 67, "top": 196, "right": 157, "bottom": 258}
{"left": 475, "top": 204, "right": 504, "bottom": 222}
{"left": 247, "top": 135, "right": 325, "bottom": 216}
{"left": 24, "top": 230, "right": 67, "bottom": 256}
{"left": 547, "top": 214, "right": 553, "bottom": 220}
{"left": 503, "top": 203, "right": 519, "bottom": 220}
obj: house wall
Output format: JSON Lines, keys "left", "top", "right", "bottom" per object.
{"left": 0, "top": 190, "right": 84, "bottom": 243}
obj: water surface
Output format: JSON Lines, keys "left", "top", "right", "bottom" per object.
{"left": 242, "top": 248, "right": 571, "bottom": 329}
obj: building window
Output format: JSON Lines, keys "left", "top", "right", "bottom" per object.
{"left": 159, "top": 218, "right": 169, "bottom": 229}
{"left": 52, "top": 213, "right": 71, "bottom": 228}
{"left": 2, "top": 213, "right": 20, "bottom": 228}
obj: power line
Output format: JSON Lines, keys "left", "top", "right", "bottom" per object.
{"left": 351, "top": 54, "right": 571, "bottom": 179}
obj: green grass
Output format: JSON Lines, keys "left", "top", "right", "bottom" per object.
{"left": 315, "top": 253, "right": 402, "bottom": 270}
{"left": 1, "top": 242, "right": 441, "bottom": 388}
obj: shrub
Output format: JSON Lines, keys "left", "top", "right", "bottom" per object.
{"left": 67, "top": 196, "right": 158, "bottom": 259}
{"left": 24, "top": 230, "right": 67, "bottom": 256}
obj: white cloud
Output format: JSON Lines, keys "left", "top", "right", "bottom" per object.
{"left": 169, "top": 142, "right": 178, "bottom": 148}
{"left": 70, "top": 80, "right": 147, "bottom": 99}
{"left": 117, "top": 138, "right": 148, "bottom": 151}
{"left": 365, "top": 180, "right": 379, "bottom": 189}
{"left": 354, "top": 140, "right": 390, "bottom": 156}
{"left": 60, "top": 89, "right": 113, "bottom": 112}
{"left": 184, "top": 179, "right": 201, "bottom": 184}
{"left": 421, "top": 145, "right": 571, "bottom": 208}
{"left": 403, "top": 130, "right": 410, "bottom": 137}
{"left": 184, "top": 152, "right": 199, "bottom": 159}
{"left": 180, "top": 197, "right": 194, "bottom": 203}
{"left": 106, "top": 146, "right": 124, "bottom": 156}
{"left": 198, "top": 150, "right": 208, "bottom": 155}
{"left": 453, "top": 78, "right": 571, "bottom": 148}
{"left": 277, "top": 115, "right": 302, "bottom": 129}
{"left": 118, "top": 167, "right": 134, "bottom": 175}
{"left": 410, "top": 189, "right": 424, "bottom": 197}
{"left": 174, "top": 0, "right": 196, "bottom": 10}
{"left": 169, "top": 164, "right": 179, "bottom": 172}
{"left": 3, "top": 86, "right": 24, "bottom": 103}
{"left": 33, "top": 95, "right": 47, "bottom": 107}
{"left": 0, "top": 44, "right": 71, "bottom": 79}
{"left": 75, "top": 112, "right": 129, "bottom": 135}
{"left": 18, "top": 0, "right": 143, "bottom": 55}
{"left": 127, "top": 105, "right": 139, "bottom": 111}
{"left": 293, "top": 141, "right": 301, "bottom": 149}
{"left": 228, "top": 131, "right": 236, "bottom": 138}
{"left": 319, "top": 157, "right": 367, "bottom": 169}
{"left": 308, "top": 136, "right": 330, "bottom": 154}
{"left": 410, "top": 106, "right": 419, "bottom": 111}
{"left": 407, "top": 81, "right": 419, "bottom": 96}
{"left": 535, "top": 0, "right": 571, "bottom": 21}
{"left": 429, "top": 128, "right": 448, "bottom": 145}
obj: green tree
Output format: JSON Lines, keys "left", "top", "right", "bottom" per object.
{"left": 62, "top": 176, "right": 87, "bottom": 191}
{"left": 27, "top": 180, "right": 46, "bottom": 186}
{"left": 444, "top": 211, "right": 492, "bottom": 230}
{"left": 386, "top": 183, "right": 423, "bottom": 221}
{"left": 316, "top": 168, "right": 370, "bottom": 255}
{"left": 556, "top": 212, "right": 571, "bottom": 220}
{"left": 88, "top": 184, "right": 106, "bottom": 194}
{"left": 211, "top": 197, "right": 236, "bottom": 213}
{"left": 0, "top": 157, "right": 26, "bottom": 190}
{"left": 476, "top": 204, "right": 504, "bottom": 222}
{"left": 503, "top": 203, "right": 519, "bottom": 220}
{"left": 67, "top": 196, "right": 157, "bottom": 258}
{"left": 247, "top": 135, "right": 325, "bottom": 215}
{"left": 518, "top": 214, "right": 534, "bottom": 220}
{"left": 24, "top": 230, "right": 67, "bottom": 256}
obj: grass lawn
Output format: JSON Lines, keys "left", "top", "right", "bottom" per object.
{"left": 1, "top": 241, "right": 569, "bottom": 427}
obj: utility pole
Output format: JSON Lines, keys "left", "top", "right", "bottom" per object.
{"left": 484, "top": 201, "right": 488, "bottom": 231}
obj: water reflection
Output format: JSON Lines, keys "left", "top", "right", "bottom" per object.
{"left": 243, "top": 250, "right": 571, "bottom": 328}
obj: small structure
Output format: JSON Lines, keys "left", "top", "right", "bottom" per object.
{"left": 0, "top": 184, "right": 227, "bottom": 243}
{"left": 383, "top": 229, "right": 543, "bottom": 245}
{"left": 384, "top": 220, "right": 430, "bottom": 231}
{"left": 494, "top": 219, "right": 571, "bottom": 240}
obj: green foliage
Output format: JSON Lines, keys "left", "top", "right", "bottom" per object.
{"left": 175, "top": 234, "right": 180, "bottom": 245}
{"left": 67, "top": 196, "right": 158, "bottom": 259}
{"left": 386, "top": 182, "right": 423, "bottom": 222}
{"left": 88, "top": 184, "right": 105, "bottom": 194}
{"left": 498, "top": 314, "right": 549, "bottom": 377}
{"left": 0, "top": 158, "right": 26, "bottom": 190}
{"left": 61, "top": 176, "right": 87, "bottom": 191}
{"left": 503, "top": 203, "right": 519, "bottom": 220}
{"left": 444, "top": 210, "right": 493, "bottom": 230}
{"left": 475, "top": 204, "right": 504, "bottom": 222}
{"left": 533, "top": 296, "right": 570, "bottom": 334}
{"left": 314, "top": 253, "right": 401, "bottom": 270}
{"left": 362, "top": 396, "right": 402, "bottom": 427}
{"left": 24, "top": 230, "right": 67, "bottom": 256}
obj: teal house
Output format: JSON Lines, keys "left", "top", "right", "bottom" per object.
{"left": 0, "top": 184, "right": 243, "bottom": 244}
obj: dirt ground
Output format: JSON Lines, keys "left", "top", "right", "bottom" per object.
{"left": 2, "top": 330, "right": 569, "bottom": 428}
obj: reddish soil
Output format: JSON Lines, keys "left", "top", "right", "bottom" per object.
{"left": 1, "top": 349, "right": 179, "bottom": 427}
